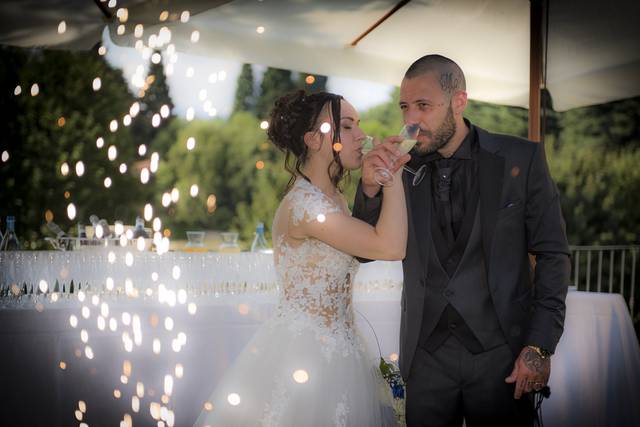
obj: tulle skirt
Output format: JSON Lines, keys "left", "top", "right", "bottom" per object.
{"left": 194, "top": 313, "right": 397, "bottom": 427}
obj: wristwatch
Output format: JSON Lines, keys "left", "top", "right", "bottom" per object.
{"left": 527, "top": 345, "right": 552, "bottom": 359}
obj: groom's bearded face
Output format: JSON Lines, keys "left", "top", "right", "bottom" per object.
{"left": 399, "top": 73, "right": 457, "bottom": 155}
{"left": 414, "top": 103, "right": 456, "bottom": 155}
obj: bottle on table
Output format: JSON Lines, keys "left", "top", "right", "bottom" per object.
{"left": 1, "top": 216, "right": 21, "bottom": 251}
{"left": 75, "top": 222, "right": 87, "bottom": 250}
{"left": 250, "top": 222, "right": 272, "bottom": 254}
{"left": 77, "top": 222, "right": 87, "bottom": 239}
{"left": 133, "top": 216, "right": 149, "bottom": 239}
{"left": 89, "top": 215, "right": 100, "bottom": 239}
{"left": 98, "top": 219, "right": 112, "bottom": 238}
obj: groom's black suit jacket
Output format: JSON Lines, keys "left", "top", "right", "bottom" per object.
{"left": 353, "top": 123, "right": 571, "bottom": 380}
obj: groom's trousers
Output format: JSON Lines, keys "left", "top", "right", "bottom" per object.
{"left": 405, "top": 335, "right": 535, "bottom": 427}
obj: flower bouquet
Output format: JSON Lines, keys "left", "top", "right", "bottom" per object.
{"left": 379, "top": 357, "right": 406, "bottom": 425}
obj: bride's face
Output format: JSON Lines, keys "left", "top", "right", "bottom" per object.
{"left": 308, "top": 99, "right": 365, "bottom": 171}
{"left": 335, "top": 100, "right": 365, "bottom": 170}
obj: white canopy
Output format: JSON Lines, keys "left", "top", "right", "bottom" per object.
{"left": 1, "top": 0, "right": 638, "bottom": 111}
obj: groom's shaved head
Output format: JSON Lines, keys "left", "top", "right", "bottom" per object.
{"left": 405, "top": 54, "right": 466, "bottom": 96}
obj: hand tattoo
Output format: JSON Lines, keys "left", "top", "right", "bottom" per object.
{"left": 523, "top": 347, "right": 550, "bottom": 376}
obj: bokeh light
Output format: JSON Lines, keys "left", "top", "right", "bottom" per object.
{"left": 67, "top": 203, "right": 77, "bottom": 220}
{"left": 140, "top": 168, "right": 150, "bottom": 184}
{"left": 75, "top": 161, "right": 85, "bottom": 177}
{"left": 108, "top": 145, "right": 117, "bottom": 161}
{"left": 227, "top": 393, "right": 241, "bottom": 406}
{"left": 320, "top": 122, "right": 331, "bottom": 133}
{"left": 293, "top": 369, "right": 309, "bottom": 384}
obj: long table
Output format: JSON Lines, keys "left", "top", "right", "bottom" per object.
{"left": 1, "top": 251, "right": 639, "bottom": 426}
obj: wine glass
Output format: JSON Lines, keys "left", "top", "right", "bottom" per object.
{"left": 362, "top": 124, "right": 427, "bottom": 187}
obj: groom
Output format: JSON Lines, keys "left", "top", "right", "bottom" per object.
{"left": 353, "top": 54, "right": 571, "bottom": 426}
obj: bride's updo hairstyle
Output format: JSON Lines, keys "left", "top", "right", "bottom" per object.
{"left": 267, "top": 90, "right": 346, "bottom": 192}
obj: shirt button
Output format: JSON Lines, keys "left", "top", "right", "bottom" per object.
{"left": 449, "top": 323, "right": 457, "bottom": 330}
{"left": 444, "top": 289, "right": 454, "bottom": 298}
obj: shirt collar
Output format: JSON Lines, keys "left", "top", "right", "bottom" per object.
{"left": 450, "top": 120, "right": 475, "bottom": 160}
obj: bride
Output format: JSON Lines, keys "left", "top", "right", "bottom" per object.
{"left": 195, "top": 90, "right": 410, "bottom": 426}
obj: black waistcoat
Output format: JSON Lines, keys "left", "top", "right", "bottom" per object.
{"left": 418, "top": 180, "right": 506, "bottom": 354}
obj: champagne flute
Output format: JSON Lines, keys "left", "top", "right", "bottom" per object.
{"left": 361, "top": 124, "right": 427, "bottom": 187}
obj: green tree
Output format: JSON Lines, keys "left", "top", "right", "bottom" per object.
{"left": 361, "top": 87, "right": 403, "bottom": 138}
{"left": 465, "top": 99, "right": 529, "bottom": 138}
{"left": 0, "top": 46, "right": 146, "bottom": 248}
{"left": 546, "top": 140, "right": 640, "bottom": 245}
{"left": 554, "top": 97, "right": 640, "bottom": 150}
{"left": 297, "top": 72, "right": 328, "bottom": 93}
{"left": 132, "top": 50, "right": 175, "bottom": 156}
{"left": 154, "top": 113, "right": 289, "bottom": 244}
{"left": 233, "top": 63, "right": 256, "bottom": 115}
{"left": 255, "top": 67, "right": 297, "bottom": 119}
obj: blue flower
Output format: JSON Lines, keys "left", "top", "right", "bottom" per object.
{"left": 392, "top": 383, "right": 405, "bottom": 399}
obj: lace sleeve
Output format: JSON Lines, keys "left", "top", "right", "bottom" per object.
{"left": 288, "top": 181, "right": 342, "bottom": 226}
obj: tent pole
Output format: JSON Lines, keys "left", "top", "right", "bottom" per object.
{"left": 92, "top": 0, "right": 112, "bottom": 20}
{"left": 350, "top": 0, "right": 411, "bottom": 46}
{"left": 529, "top": 0, "right": 543, "bottom": 142}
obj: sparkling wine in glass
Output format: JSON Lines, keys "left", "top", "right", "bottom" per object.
{"left": 373, "top": 124, "right": 420, "bottom": 186}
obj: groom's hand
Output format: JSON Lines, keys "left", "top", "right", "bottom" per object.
{"left": 361, "top": 136, "right": 410, "bottom": 198}
{"left": 505, "top": 346, "right": 551, "bottom": 399}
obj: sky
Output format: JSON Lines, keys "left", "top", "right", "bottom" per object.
{"left": 103, "top": 30, "right": 394, "bottom": 120}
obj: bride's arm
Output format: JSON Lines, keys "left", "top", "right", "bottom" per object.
{"left": 292, "top": 168, "right": 408, "bottom": 261}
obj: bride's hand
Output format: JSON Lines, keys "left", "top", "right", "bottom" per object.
{"left": 361, "top": 137, "right": 407, "bottom": 195}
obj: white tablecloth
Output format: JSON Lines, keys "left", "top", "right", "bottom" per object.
{"left": 546, "top": 291, "right": 640, "bottom": 426}
{"left": 0, "top": 252, "right": 639, "bottom": 426}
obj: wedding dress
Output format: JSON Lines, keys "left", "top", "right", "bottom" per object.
{"left": 194, "top": 178, "right": 397, "bottom": 427}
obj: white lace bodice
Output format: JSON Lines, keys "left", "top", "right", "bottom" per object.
{"left": 271, "top": 179, "right": 360, "bottom": 361}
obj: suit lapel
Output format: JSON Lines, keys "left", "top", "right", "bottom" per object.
{"left": 407, "top": 124, "right": 503, "bottom": 279}
{"left": 477, "top": 129, "right": 505, "bottom": 274}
